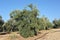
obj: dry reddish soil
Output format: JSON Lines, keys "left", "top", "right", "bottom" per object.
{"left": 0, "top": 29, "right": 60, "bottom": 40}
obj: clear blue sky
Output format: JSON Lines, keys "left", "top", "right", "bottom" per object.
{"left": 0, "top": 0, "right": 60, "bottom": 22}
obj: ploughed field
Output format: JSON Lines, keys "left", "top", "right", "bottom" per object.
{"left": 0, "top": 29, "right": 60, "bottom": 40}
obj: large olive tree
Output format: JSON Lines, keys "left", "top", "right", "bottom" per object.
{"left": 10, "top": 4, "right": 39, "bottom": 38}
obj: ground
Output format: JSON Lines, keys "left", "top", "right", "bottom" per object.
{"left": 0, "top": 29, "right": 60, "bottom": 40}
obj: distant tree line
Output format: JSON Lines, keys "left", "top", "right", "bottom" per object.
{"left": 0, "top": 4, "right": 60, "bottom": 38}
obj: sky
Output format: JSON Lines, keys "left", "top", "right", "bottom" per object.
{"left": 0, "top": 0, "right": 60, "bottom": 22}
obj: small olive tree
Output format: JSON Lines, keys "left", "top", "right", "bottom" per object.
{"left": 0, "top": 16, "right": 4, "bottom": 32}
{"left": 38, "top": 16, "right": 53, "bottom": 30}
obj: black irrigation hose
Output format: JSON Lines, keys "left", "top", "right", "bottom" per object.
{"left": 35, "top": 30, "right": 60, "bottom": 40}
{"left": 35, "top": 32, "right": 49, "bottom": 40}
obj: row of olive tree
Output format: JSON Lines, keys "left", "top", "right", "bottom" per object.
{"left": 9, "top": 4, "right": 53, "bottom": 38}
{"left": 0, "top": 4, "right": 58, "bottom": 38}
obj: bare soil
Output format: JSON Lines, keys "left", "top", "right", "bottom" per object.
{"left": 0, "top": 29, "right": 60, "bottom": 40}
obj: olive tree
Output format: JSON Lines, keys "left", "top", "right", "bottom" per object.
{"left": 10, "top": 4, "right": 39, "bottom": 38}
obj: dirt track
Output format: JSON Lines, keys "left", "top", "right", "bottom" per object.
{"left": 0, "top": 29, "right": 60, "bottom": 40}
{"left": 37, "top": 29, "right": 60, "bottom": 40}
